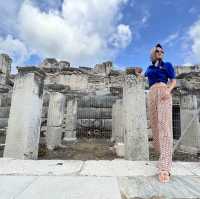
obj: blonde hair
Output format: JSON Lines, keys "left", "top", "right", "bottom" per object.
{"left": 150, "top": 46, "right": 164, "bottom": 63}
{"left": 150, "top": 47, "right": 157, "bottom": 63}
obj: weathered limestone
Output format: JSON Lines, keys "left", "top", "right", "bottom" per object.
{"left": 176, "top": 72, "right": 200, "bottom": 91}
{"left": 44, "top": 73, "right": 88, "bottom": 91}
{"left": 114, "top": 142, "right": 125, "bottom": 157}
{"left": 175, "top": 65, "right": 200, "bottom": 76}
{"left": 144, "top": 90, "right": 152, "bottom": 139}
{"left": 0, "top": 72, "right": 12, "bottom": 150}
{"left": 0, "top": 93, "right": 11, "bottom": 107}
{"left": 123, "top": 76, "right": 149, "bottom": 160}
{"left": 179, "top": 94, "right": 200, "bottom": 154}
{"left": 63, "top": 97, "right": 78, "bottom": 141}
{"left": 40, "top": 58, "right": 70, "bottom": 70}
{"left": 57, "top": 74, "right": 88, "bottom": 90}
{"left": 0, "top": 107, "right": 10, "bottom": 118}
{"left": 59, "top": 61, "right": 70, "bottom": 69}
{"left": 112, "top": 99, "right": 124, "bottom": 143}
{"left": 46, "top": 91, "right": 66, "bottom": 150}
{"left": 93, "top": 61, "right": 112, "bottom": 75}
{"left": 0, "top": 76, "right": 11, "bottom": 130}
{"left": 40, "top": 58, "right": 58, "bottom": 68}
{"left": 0, "top": 71, "right": 13, "bottom": 95}
{"left": 3, "top": 67, "right": 45, "bottom": 159}
{"left": 0, "top": 160, "right": 200, "bottom": 199}
{"left": 0, "top": 54, "right": 12, "bottom": 76}
{"left": 47, "top": 92, "right": 66, "bottom": 126}
{"left": 0, "top": 118, "right": 8, "bottom": 128}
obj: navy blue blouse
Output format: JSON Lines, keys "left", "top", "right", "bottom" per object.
{"left": 144, "top": 61, "right": 176, "bottom": 88}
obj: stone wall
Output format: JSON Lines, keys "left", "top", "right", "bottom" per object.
{"left": 175, "top": 65, "right": 200, "bottom": 76}
{"left": 40, "top": 58, "right": 70, "bottom": 70}
{"left": 0, "top": 54, "right": 12, "bottom": 76}
{"left": 93, "top": 61, "right": 112, "bottom": 75}
{"left": 0, "top": 55, "right": 13, "bottom": 155}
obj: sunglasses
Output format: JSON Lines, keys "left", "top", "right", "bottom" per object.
{"left": 155, "top": 49, "right": 164, "bottom": 54}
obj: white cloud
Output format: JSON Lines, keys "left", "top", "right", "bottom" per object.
{"left": 181, "top": 18, "right": 200, "bottom": 65}
{"left": 189, "top": 19, "right": 200, "bottom": 61}
{"left": 17, "top": 0, "right": 132, "bottom": 66}
{"left": 162, "top": 32, "right": 179, "bottom": 46}
{"left": 31, "top": 0, "right": 63, "bottom": 10}
{"left": 0, "top": 35, "right": 29, "bottom": 73}
{"left": 182, "top": 62, "right": 193, "bottom": 66}
{"left": 179, "top": 18, "right": 200, "bottom": 65}
{"left": 141, "top": 10, "right": 150, "bottom": 25}
{"left": 109, "top": 24, "right": 132, "bottom": 48}
{"left": 0, "top": 0, "right": 23, "bottom": 35}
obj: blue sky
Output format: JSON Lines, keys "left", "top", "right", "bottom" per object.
{"left": 117, "top": 0, "right": 200, "bottom": 69}
{"left": 0, "top": 0, "right": 200, "bottom": 74}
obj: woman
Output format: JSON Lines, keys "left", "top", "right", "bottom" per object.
{"left": 144, "top": 43, "right": 176, "bottom": 183}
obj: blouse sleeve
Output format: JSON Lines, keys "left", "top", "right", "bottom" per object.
{"left": 166, "top": 62, "right": 176, "bottom": 79}
{"left": 144, "top": 67, "right": 149, "bottom": 77}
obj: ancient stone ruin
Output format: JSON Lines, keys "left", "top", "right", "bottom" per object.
{"left": 0, "top": 54, "right": 200, "bottom": 160}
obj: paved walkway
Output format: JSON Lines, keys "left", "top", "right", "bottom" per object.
{"left": 0, "top": 158, "right": 200, "bottom": 199}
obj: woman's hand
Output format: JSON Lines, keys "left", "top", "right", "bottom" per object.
{"left": 135, "top": 67, "right": 142, "bottom": 75}
{"left": 134, "top": 67, "right": 143, "bottom": 80}
{"left": 161, "top": 80, "right": 176, "bottom": 100}
{"left": 161, "top": 87, "right": 171, "bottom": 100}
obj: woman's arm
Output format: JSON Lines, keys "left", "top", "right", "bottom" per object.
{"left": 161, "top": 79, "right": 176, "bottom": 100}
{"left": 167, "top": 79, "right": 176, "bottom": 92}
{"left": 165, "top": 62, "right": 176, "bottom": 92}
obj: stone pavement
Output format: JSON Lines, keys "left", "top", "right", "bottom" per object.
{"left": 0, "top": 158, "right": 200, "bottom": 199}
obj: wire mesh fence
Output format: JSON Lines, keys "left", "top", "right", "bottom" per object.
{"left": 76, "top": 95, "right": 120, "bottom": 138}
{"left": 172, "top": 104, "right": 181, "bottom": 140}
{"left": 172, "top": 88, "right": 200, "bottom": 155}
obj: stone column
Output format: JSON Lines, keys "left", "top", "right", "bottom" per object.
{"left": 63, "top": 96, "right": 78, "bottom": 141}
{"left": 46, "top": 84, "right": 66, "bottom": 150}
{"left": 179, "top": 94, "right": 200, "bottom": 154}
{"left": 0, "top": 76, "right": 11, "bottom": 150}
{"left": 123, "top": 76, "right": 149, "bottom": 160}
{"left": 0, "top": 54, "right": 12, "bottom": 76}
{"left": 0, "top": 74, "right": 12, "bottom": 130}
{"left": 3, "top": 67, "right": 46, "bottom": 159}
{"left": 111, "top": 99, "right": 124, "bottom": 143}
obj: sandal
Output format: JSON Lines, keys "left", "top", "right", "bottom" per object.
{"left": 158, "top": 170, "right": 171, "bottom": 183}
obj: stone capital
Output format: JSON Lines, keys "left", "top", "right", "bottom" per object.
{"left": 45, "top": 83, "right": 69, "bottom": 92}
{"left": 16, "top": 66, "right": 46, "bottom": 79}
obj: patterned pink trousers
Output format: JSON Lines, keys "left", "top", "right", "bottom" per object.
{"left": 147, "top": 82, "right": 173, "bottom": 173}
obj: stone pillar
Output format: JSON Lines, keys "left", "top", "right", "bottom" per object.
{"left": 3, "top": 67, "right": 45, "bottom": 159}
{"left": 111, "top": 99, "right": 124, "bottom": 143}
{"left": 0, "top": 74, "right": 12, "bottom": 131}
{"left": 46, "top": 89, "right": 66, "bottom": 150}
{"left": 179, "top": 94, "right": 200, "bottom": 154}
{"left": 123, "top": 76, "right": 149, "bottom": 160}
{"left": 0, "top": 54, "right": 12, "bottom": 76}
{"left": 0, "top": 80, "right": 11, "bottom": 150}
{"left": 63, "top": 97, "right": 78, "bottom": 141}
